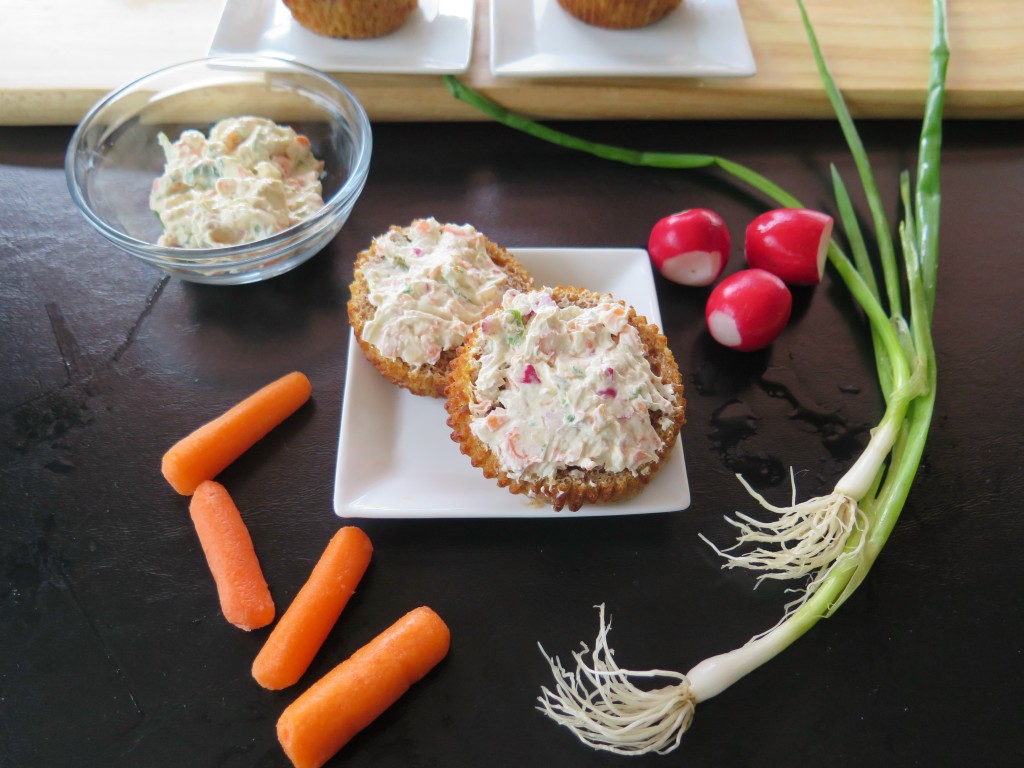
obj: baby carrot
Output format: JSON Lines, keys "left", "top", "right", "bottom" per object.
{"left": 162, "top": 371, "right": 312, "bottom": 495}
{"left": 277, "top": 606, "right": 450, "bottom": 768}
{"left": 252, "top": 526, "right": 374, "bottom": 690}
{"left": 189, "top": 480, "right": 275, "bottom": 631}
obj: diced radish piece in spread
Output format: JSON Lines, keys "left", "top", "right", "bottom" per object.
{"left": 744, "top": 208, "right": 834, "bottom": 286}
{"left": 705, "top": 269, "right": 793, "bottom": 351}
{"left": 647, "top": 208, "right": 731, "bottom": 287}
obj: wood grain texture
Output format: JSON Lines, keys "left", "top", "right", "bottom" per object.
{"left": 1, "top": 0, "right": 1020, "bottom": 124}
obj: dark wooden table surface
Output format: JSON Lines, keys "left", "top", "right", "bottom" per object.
{"left": 2, "top": 117, "right": 1021, "bottom": 768}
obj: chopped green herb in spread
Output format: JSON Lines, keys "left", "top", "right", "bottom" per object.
{"left": 149, "top": 116, "right": 325, "bottom": 249}
{"left": 359, "top": 218, "right": 511, "bottom": 368}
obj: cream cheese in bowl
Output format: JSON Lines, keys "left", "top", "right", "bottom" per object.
{"left": 66, "top": 56, "right": 371, "bottom": 285}
{"left": 150, "top": 116, "right": 326, "bottom": 249}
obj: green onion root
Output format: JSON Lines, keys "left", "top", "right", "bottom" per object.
{"left": 537, "top": 605, "right": 695, "bottom": 756}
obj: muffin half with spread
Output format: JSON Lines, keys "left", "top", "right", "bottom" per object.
{"left": 348, "top": 218, "right": 534, "bottom": 398}
{"left": 445, "top": 285, "right": 686, "bottom": 511}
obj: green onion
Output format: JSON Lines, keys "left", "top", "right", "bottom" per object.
{"left": 447, "top": 0, "right": 947, "bottom": 755}
{"left": 507, "top": 308, "right": 525, "bottom": 346}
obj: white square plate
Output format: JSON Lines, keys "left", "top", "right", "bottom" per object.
{"left": 490, "top": 0, "right": 756, "bottom": 78}
{"left": 333, "top": 248, "right": 691, "bottom": 518}
{"left": 210, "top": 0, "right": 475, "bottom": 74}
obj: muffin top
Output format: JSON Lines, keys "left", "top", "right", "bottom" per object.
{"left": 556, "top": 0, "right": 682, "bottom": 29}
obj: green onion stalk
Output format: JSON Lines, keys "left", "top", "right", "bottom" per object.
{"left": 445, "top": 0, "right": 947, "bottom": 755}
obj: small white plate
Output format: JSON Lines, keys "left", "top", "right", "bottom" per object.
{"left": 209, "top": 0, "right": 475, "bottom": 74}
{"left": 490, "top": 0, "right": 756, "bottom": 79}
{"left": 333, "top": 248, "right": 691, "bottom": 519}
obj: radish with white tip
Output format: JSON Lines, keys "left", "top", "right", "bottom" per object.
{"left": 745, "top": 208, "right": 834, "bottom": 286}
{"left": 705, "top": 268, "right": 792, "bottom": 352}
{"left": 647, "top": 208, "right": 731, "bottom": 287}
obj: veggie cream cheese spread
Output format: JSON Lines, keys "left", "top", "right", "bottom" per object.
{"left": 149, "top": 116, "right": 325, "bottom": 248}
{"left": 469, "top": 288, "right": 678, "bottom": 482}
{"left": 360, "top": 218, "right": 511, "bottom": 368}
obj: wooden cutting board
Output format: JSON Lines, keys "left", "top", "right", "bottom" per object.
{"left": 1, "top": 0, "right": 1020, "bottom": 125}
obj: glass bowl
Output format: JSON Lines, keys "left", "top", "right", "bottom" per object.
{"left": 66, "top": 56, "right": 372, "bottom": 285}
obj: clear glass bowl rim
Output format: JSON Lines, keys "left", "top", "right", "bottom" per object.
{"left": 65, "top": 55, "right": 372, "bottom": 266}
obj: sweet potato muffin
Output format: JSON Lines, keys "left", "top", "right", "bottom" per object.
{"left": 556, "top": 0, "right": 682, "bottom": 29}
{"left": 283, "top": 0, "right": 418, "bottom": 39}
{"left": 445, "top": 286, "right": 686, "bottom": 511}
{"left": 348, "top": 218, "right": 534, "bottom": 398}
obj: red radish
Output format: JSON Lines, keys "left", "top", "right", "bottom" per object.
{"left": 647, "top": 208, "right": 731, "bottom": 287}
{"left": 705, "top": 269, "right": 792, "bottom": 351}
{"left": 745, "top": 208, "right": 834, "bottom": 286}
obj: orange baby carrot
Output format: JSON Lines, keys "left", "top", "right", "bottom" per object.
{"left": 277, "top": 606, "right": 450, "bottom": 768}
{"left": 252, "top": 526, "right": 374, "bottom": 690}
{"left": 189, "top": 480, "right": 275, "bottom": 631}
{"left": 162, "top": 371, "right": 312, "bottom": 495}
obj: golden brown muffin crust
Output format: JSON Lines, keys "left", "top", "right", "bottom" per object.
{"left": 556, "top": 0, "right": 682, "bottom": 29}
{"left": 283, "top": 0, "right": 418, "bottom": 39}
